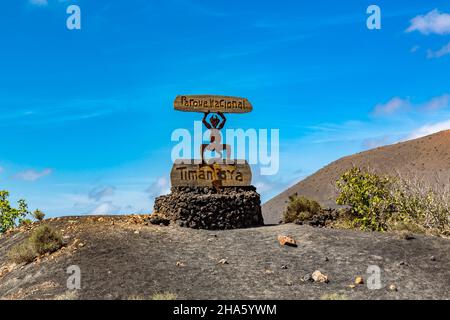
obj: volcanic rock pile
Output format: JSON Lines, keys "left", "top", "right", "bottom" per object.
{"left": 153, "top": 186, "right": 264, "bottom": 230}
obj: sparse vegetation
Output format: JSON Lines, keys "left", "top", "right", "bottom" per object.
{"left": 151, "top": 292, "right": 177, "bottom": 300}
{"left": 0, "top": 190, "right": 30, "bottom": 233}
{"left": 320, "top": 293, "right": 348, "bottom": 300}
{"left": 283, "top": 195, "right": 322, "bottom": 223}
{"left": 127, "top": 292, "right": 177, "bottom": 300}
{"left": 336, "top": 167, "right": 392, "bottom": 231}
{"left": 7, "top": 224, "right": 64, "bottom": 264}
{"left": 32, "top": 209, "right": 45, "bottom": 222}
{"left": 335, "top": 167, "right": 450, "bottom": 235}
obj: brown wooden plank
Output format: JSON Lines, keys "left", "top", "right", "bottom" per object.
{"left": 170, "top": 159, "right": 252, "bottom": 187}
{"left": 173, "top": 95, "right": 253, "bottom": 113}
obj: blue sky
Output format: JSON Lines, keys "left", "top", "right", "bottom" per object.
{"left": 0, "top": 0, "right": 449, "bottom": 217}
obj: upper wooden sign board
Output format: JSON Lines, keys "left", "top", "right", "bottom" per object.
{"left": 174, "top": 95, "right": 253, "bottom": 114}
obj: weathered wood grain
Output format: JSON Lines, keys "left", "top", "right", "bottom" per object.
{"left": 174, "top": 95, "right": 253, "bottom": 113}
{"left": 170, "top": 159, "right": 252, "bottom": 187}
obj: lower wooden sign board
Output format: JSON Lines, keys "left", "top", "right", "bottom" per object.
{"left": 173, "top": 95, "right": 253, "bottom": 114}
{"left": 170, "top": 159, "right": 252, "bottom": 187}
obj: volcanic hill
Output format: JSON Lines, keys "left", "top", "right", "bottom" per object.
{"left": 262, "top": 130, "right": 450, "bottom": 224}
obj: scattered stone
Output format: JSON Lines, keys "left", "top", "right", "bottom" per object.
{"left": 277, "top": 235, "right": 297, "bottom": 247}
{"left": 78, "top": 242, "right": 85, "bottom": 248}
{"left": 265, "top": 269, "right": 274, "bottom": 274}
{"left": 134, "top": 230, "right": 140, "bottom": 234}
{"left": 430, "top": 256, "right": 436, "bottom": 261}
{"left": 281, "top": 265, "right": 288, "bottom": 270}
{"left": 148, "top": 215, "right": 170, "bottom": 226}
{"left": 301, "top": 274, "right": 313, "bottom": 282}
{"left": 218, "top": 259, "right": 228, "bottom": 265}
{"left": 349, "top": 284, "right": 356, "bottom": 289}
{"left": 398, "top": 261, "right": 407, "bottom": 266}
{"left": 293, "top": 219, "right": 303, "bottom": 225}
{"left": 311, "top": 270, "right": 329, "bottom": 283}
{"left": 389, "top": 284, "right": 398, "bottom": 291}
{"left": 97, "top": 217, "right": 105, "bottom": 222}
{"left": 176, "top": 261, "right": 185, "bottom": 267}
{"left": 398, "top": 230, "right": 414, "bottom": 240}
{"left": 355, "top": 276, "right": 364, "bottom": 285}
{"left": 324, "top": 256, "right": 329, "bottom": 262}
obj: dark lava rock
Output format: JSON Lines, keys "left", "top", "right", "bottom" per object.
{"left": 153, "top": 186, "right": 264, "bottom": 230}
{"left": 148, "top": 215, "right": 170, "bottom": 226}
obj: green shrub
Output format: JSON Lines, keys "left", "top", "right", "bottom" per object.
{"left": 283, "top": 195, "right": 322, "bottom": 223}
{"left": 7, "top": 242, "right": 37, "bottom": 264}
{"left": 8, "top": 225, "right": 64, "bottom": 264}
{"left": 335, "top": 167, "right": 449, "bottom": 235}
{"left": 29, "top": 225, "right": 64, "bottom": 255}
{"left": 32, "top": 209, "right": 45, "bottom": 222}
{"left": 20, "top": 218, "right": 33, "bottom": 227}
{"left": 0, "top": 191, "right": 29, "bottom": 233}
{"left": 336, "top": 167, "right": 392, "bottom": 231}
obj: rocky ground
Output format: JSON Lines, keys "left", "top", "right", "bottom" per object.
{"left": 0, "top": 215, "right": 449, "bottom": 300}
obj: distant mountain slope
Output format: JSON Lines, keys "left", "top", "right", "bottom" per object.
{"left": 262, "top": 130, "right": 450, "bottom": 224}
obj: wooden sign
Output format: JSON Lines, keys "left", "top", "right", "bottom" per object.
{"left": 174, "top": 95, "right": 253, "bottom": 114}
{"left": 170, "top": 159, "right": 252, "bottom": 187}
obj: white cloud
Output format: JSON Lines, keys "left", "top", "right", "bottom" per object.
{"left": 421, "top": 94, "right": 450, "bottom": 111}
{"left": 427, "top": 42, "right": 450, "bottom": 59}
{"left": 146, "top": 177, "right": 170, "bottom": 199}
{"left": 29, "top": 0, "right": 48, "bottom": 6}
{"left": 88, "top": 185, "right": 116, "bottom": 201}
{"left": 372, "top": 97, "right": 410, "bottom": 116}
{"left": 410, "top": 45, "right": 420, "bottom": 53}
{"left": 373, "top": 94, "right": 449, "bottom": 116}
{"left": 14, "top": 168, "right": 52, "bottom": 181}
{"left": 406, "top": 9, "right": 450, "bottom": 35}
{"left": 407, "top": 119, "right": 450, "bottom": 139}
{"left": 89, "top": 201, "right": 121, "bottom": 215}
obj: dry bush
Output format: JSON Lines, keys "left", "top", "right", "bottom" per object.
{"left": 283, "top": 195, "right": 322, "bottom": 223}
{"left": 8, "top": 225, "right": 64, "bottom": 264}
{"left": 335, "top": 167, "right": 449, "bottom": 236}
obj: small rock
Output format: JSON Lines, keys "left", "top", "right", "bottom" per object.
{"left": 97, "top": 217, "right": 104, "bottom": 222}
{"left": 430, "top": 256, "right": 436, "bottom": 261}
{"left": 78, "top": 242, "right": 85, "bottom": 248}
{"left": 389, "top": 284, "right": 398, "bottom": 291}
{"left": 311, "top": 270, "right": 329, "bottom": 283}
{"left": 301, "top": 274, "right": 313, "bottom": 282}
{"left": 176, "top": 261, "right": 185, "bottom": 267}
{"left": 349, "top": 284, "right": 356, "bottom": 289}
{"left": 281, "top": 265, "right": 288, "bottom": 270}
{"left": 265, "top": 269, "right": 274, "bottom": 274}
{"left": 324, "top": 256, "right": 329, "bottom": 262}
{"left": 355, "top": 276, "right": 364, "bottom": 285}
{"left": 218, "top": 259, "right": 228, "bottom": 265}
{"left": 277, "top": 235, "right": 297, "bottom": 247}
{"left": 134, "top": 230, "right": 140, "bottom": 234}
{"left": 149, "top": 216, "right": 170, "bottom": 226}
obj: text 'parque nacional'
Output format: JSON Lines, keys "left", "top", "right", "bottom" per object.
{"left": 174, "top": 95, "right": 253, "bottom": 113}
